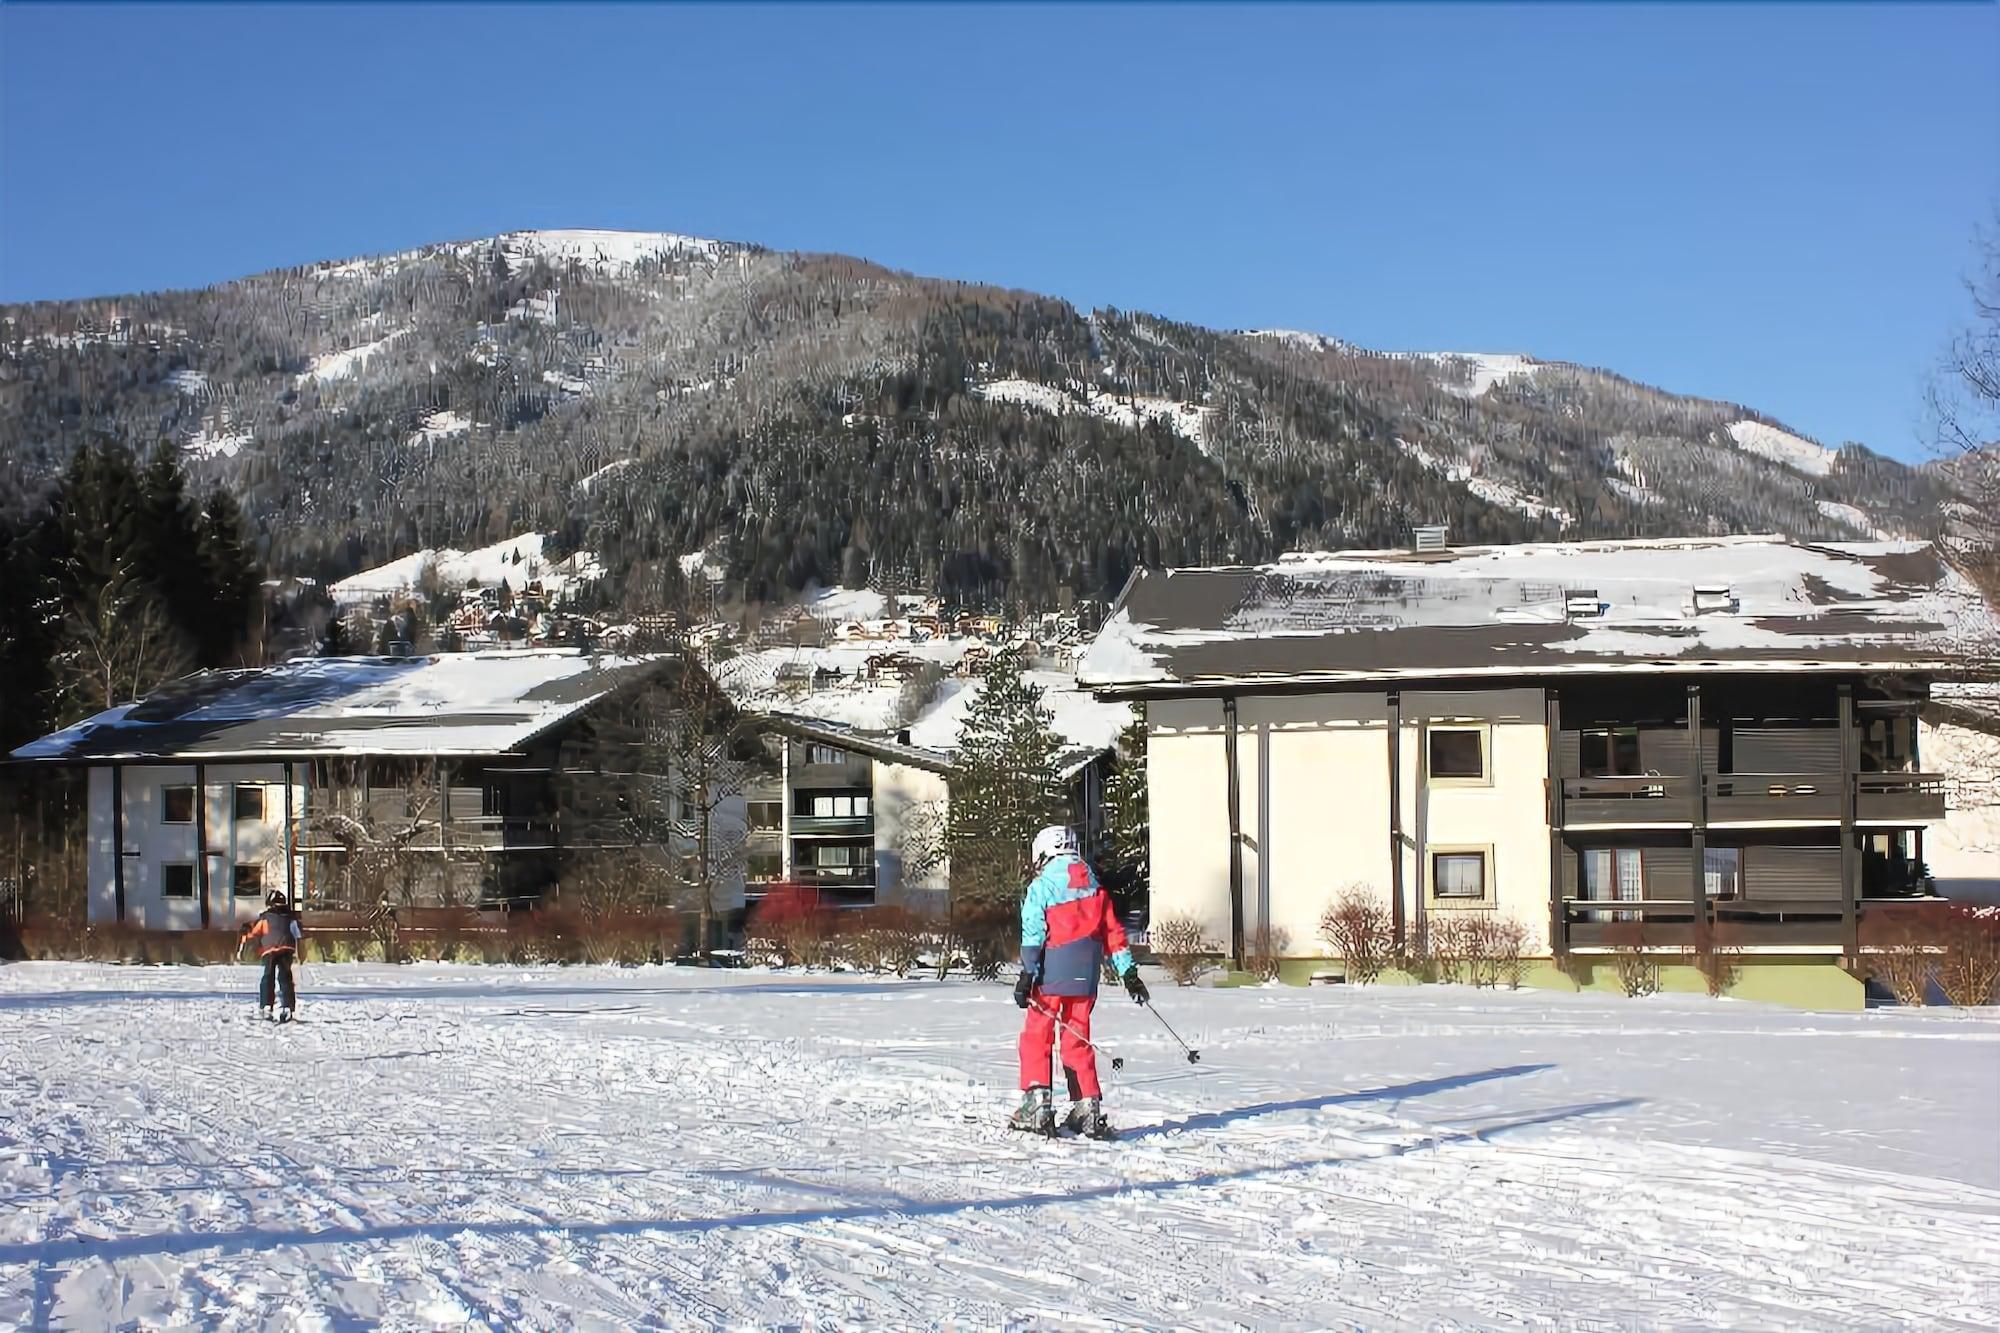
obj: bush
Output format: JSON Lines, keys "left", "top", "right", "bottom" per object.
{"left": 1866, "top": 920, "right": 1933, "bottom": 1006}
{"left": 935, "top": 900, "right": 1015, "bottom": 980}
{"left": 1603, "top": 922, "right": 1660, "bottom": 998}
{"left": 1686, "top": 925, "right": 1743, "bottom": 998}
{"left": 746, "top": 883, "right": 837, "bottom": 968}
{"left": 834, "top": 906, "right": 933, "bottom": 976}
{"left": 1318, "top": 886, "right": 1392, "bottom": 984}
{"left": 1436, "top": 915, "right": 1531, "bottom": 990}
{"left": 1244, "top": 924, "right": 1291, "bottom": 982}
{"left": 1936, "top": 905, "right": 2000, "bottom": 1006}
{"left": 1148, "top": 913, "right": 1217, "bottom": 986}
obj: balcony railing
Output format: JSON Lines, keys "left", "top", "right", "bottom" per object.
{"left": 1856, "top": 773, "right": 1946, "bottom": 823}
{"left": 1704, "top": 774, "right": 1839, "bottom": 823}
{"left": 1564, "top": 770, "right": 1947, "bottom": 828}
{"left": 1561, "top": 776, "right": 1696, "bottom": 826}
{"left": 790, "top": 814, "right": 874, "bottom": 836}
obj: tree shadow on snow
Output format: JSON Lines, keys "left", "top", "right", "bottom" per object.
{"left": 0, "top": 977, "right": 946, "bottom": 1012}
{"left": 0, "top": 1085, "right": 1640, "bottom": 1270}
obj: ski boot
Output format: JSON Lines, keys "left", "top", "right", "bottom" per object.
{"left": 1064, "top": 1097, "right": 1114, "bottom": 1141}
{"left": 1008, "top": 1087, "right": 1056, "bottom": 1136}
{"left": 275, "top": 1008, "right": 293, "bottom": 1024}
{"left": 258, "top": 1004, "right": 274, "bottom": 1022}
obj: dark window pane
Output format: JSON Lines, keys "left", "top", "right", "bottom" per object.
{"left": 234, "top": 863, "right": 265, "bottom": 896}
{"left": 162, "top": 785, "right": 195, "bottom": 824}
{"left": 162, "top": 864, "right": 196, "bottom": 898}
{"left": 1429, "top": 730, "right": 1484, "bottom": 780}
{"left": 234, "top": 785, "right": 265, "bottom": 821}
{"left": 1433, "top": 852, "right": 1485, "bottom": 898}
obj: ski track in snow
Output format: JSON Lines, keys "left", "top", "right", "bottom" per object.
{"left": 1, "top": 966, "right": 1996, "bottom": 1330}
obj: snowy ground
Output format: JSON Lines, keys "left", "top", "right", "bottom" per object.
{"left": 2, "top": 966, "right": 1996, "bottom": 1330}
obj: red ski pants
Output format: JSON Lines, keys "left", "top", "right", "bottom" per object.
{"left": 1019, "top": 993, "right": 1100, "bottom": 1098}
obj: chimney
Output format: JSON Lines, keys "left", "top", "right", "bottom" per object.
{"left": 1412, "top": 524, "right": 1449, "bottom": 552}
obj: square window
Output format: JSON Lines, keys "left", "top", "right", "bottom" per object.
{"left": 233, "top": 785, "right": 265, "bottom": 822}
{"left": 1431, "top": 850, "right": 1488, "bottom": 901}
{"left": 1427, "top": 727, "right": 1488, "bottom": 783}
{"left": 1580, "top": 727, "right": 1642, "bottom": 777}
{"left": 162, "top": 785, "right": 195, "bottom": 824}
{"left": 817, "top": 844, "right": 854, "bottom": 868}
{"left": 748, "top": 800, "right": 784, "bottom": 831}
{"left": 162, "top": 863, "right": 196, "bottom": 898}
{"left": 234, "top": 863, "right": 265, "bottom": 896}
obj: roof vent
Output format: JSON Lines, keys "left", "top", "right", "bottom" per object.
{"left": 1412, "top": 525, "right": 1450, "bottom": 552}
{"left": 1691, "top": 583, "right": 1737, "bottom": 614}
{"left": 1564, "top": 589, "right": 1606, "bottom": 619}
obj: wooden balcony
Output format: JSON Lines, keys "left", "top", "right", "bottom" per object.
{"left": 1855, "top": 773, "right": 1946, "bottom": 823}
{"left": 790, "top": 814, "right": 874, "bottom": 836}
{"left": 1561, "top": 776, "right": 1696, "bottom": 827}
{"left": 1704, "top": 774, "right": 1839, "bottom": 823}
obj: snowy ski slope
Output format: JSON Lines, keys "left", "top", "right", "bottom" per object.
{"left": 1, "top": 965, "right": 1994, "bottom": 1329}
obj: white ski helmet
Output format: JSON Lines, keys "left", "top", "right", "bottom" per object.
{"left": 1032, "top": 825, "right": 1079, "bottom": 867}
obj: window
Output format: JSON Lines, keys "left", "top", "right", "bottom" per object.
{"left": 1426, "top": 726, "right": 1488, "bottom": 783}
{"left": 1579, "top": 727, "right": 1642, "bottom": 777}
{"left": 1583, "top": 847, "right": 1645, "bottom": 922}
{"left": 162, "top": 863, "right": 196, "bottom": 898}
{"left": 162, "top": 785, "right": 195, "bottom": 824}
{"left": 1703, "top": 847, "right": 1741, "bottom": 899}
{"left": 808, "top": 793, "right": 871, "bottom": 818}
{"left": 1860, "top": 716, "right": 1913, "bottom": 773}
{"left": 806, "top": 744, "right": 847, "bottom": 766}
{"left": 1431, "top": 849, "right": 1490, "bottom": 902}
{"left": 816, "top": 844, "right": 855, "bottom": 868}
{"left": 746, "top": 851, "right": 782, "bottom": 882}
{"left": 233, "top": 785, "right": 265, "bottom": 822}
{"left": 748, "top": 800, "right": 784, "bottom": 831}
{"left": 233, "top": 863, "right": 265, "bottom": 897}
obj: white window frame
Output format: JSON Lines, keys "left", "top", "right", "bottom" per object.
{"left": 233, "top": 784, "right": 265, "bottom": 823}
{"left": 1428, "top": 844, "right": 1494, "bottom": 906}
{"left": 162, "top": 863, "right": 197, "bottom": 898}
{"left": 1425, "top": 723, "right": 1491, "bottom": 787}
{"left": 233, "top": 863, "right": 265, "bottom": 897}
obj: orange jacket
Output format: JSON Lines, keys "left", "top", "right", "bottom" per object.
{"left": 241, "top": 909, "right": 301, "bottom": 957}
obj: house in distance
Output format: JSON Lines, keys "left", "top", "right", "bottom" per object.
{"left": 8, "top": 650, "right": 749, "bottom": 938}
{"left": 1080, "top": 533, "right": 1998, "bottom": 1009}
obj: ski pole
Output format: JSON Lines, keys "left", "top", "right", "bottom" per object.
{"left": 1029, "top": 1000, "right": 1125, "bottom": 1072}
{"left": 1142, "top": 1001, "right": 1202, "bottom": 1063}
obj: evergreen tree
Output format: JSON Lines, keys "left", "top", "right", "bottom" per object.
{"left": 195, "top": 486, "right": 260, "bottom": 665}
{"left": 946, "top": 650, "right": 1066, "bottom": 906}
{"left": 0, "top": 514, "right": 55, "bottom": 750}
{"left": 136, "top": 441, "right": 209, "bottom": 641}
{"left": 1099, "top": 716, "right": 1149, "bottom": 901}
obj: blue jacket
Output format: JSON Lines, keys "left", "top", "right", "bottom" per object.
{"left": 1019, "top": 854, "right": 1134, "bottom": 998}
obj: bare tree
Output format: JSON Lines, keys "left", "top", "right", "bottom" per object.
{"left": 54, "top": 562, "right": 192, "bottom": 721}
{"left": 1931, "top": 209, "right": 2000, "bottom": 612}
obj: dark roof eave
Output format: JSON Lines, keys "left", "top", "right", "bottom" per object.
{"left": 1081, "top": 656, "right": 1993, "bottom": 701}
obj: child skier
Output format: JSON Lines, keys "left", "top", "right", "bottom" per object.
{"left": 1010, "top": 825, "right": 1148, "bottom": 1138}
{"left": 240, "top": 889, "right": 303, "bottom": 1022}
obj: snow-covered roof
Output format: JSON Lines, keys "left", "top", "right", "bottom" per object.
{"left": 1080, "top": 536, "right": 1997, "bottom": 696}
{"left": 11, "top": 650, "right": 667, "bottom": 762}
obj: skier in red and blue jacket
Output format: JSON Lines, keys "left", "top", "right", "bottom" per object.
{"left": 1010, "top": 825, "right": 1148, "bottom": 1137}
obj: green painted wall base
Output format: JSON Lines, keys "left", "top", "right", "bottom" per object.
{"left": 1190, "top": 955, "right": 1866, "bottom": 1011}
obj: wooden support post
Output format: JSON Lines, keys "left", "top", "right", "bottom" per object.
{"left": 1546, "top": 689, "right": 1564, "bottom": 958}
{"left": 1223, "top": 695, "right": 1246, "bottom": 972}
{"left": 111, "top": 764, "right": 127, "bottom": 923}
{"left": 194, "top": 762, "right": 211, "bottom": 929}
{"left": 1838, "top": 683, "right": 1859, "bottom": 963}
{"left": 284, "top": 761, "right": 296, "bottom": 907}
{"left": 1688, "top": 683, "right": 1708, "bottom": 943}
{"left": 1387, "top": 692, "right": 1406, "bottom": 951}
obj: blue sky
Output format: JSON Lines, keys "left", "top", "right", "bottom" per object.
{"left": 2, "top": 4, "right": 1994, "bottom": 460}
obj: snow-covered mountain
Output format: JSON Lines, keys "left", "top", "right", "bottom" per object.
{"left": 0, "top": 228, "right": 1967, "bottom": 609}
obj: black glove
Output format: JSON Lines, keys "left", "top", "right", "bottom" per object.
{"left": 1124, "top": 970, "right": 1150, "bottom": 1005}
{"left": 1013, "top": 971, "right": 1035, "bottom": 1009}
